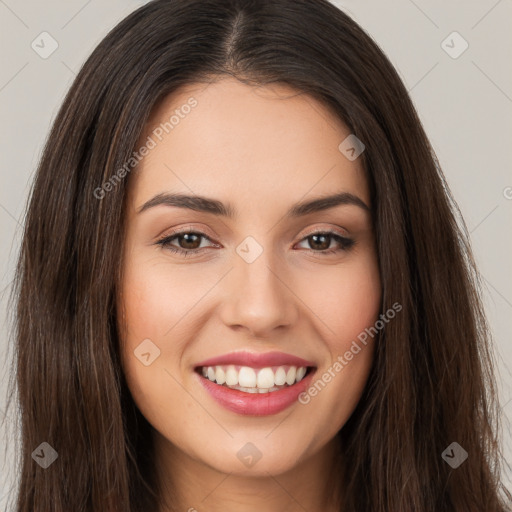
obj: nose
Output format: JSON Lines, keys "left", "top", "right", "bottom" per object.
{"left": 218, "top": 245, "right": 299, "bottom": 339}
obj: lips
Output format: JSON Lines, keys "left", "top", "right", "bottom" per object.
{"left": 195, "top": 350, "right": 316, "bottom": 369}
{"left": 194, "top": 350, "right": 317, "bottom": 416}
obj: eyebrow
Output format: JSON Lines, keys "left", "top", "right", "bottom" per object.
{"left": 137, "top": 191, "right": 370, "bottom": 217}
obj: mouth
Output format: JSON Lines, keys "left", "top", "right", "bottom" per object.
{"left": 194, "top": 364, "right": 316, "bottom": 393}
{"left": 194, "top": 361, "right": 318, "bottom": 416}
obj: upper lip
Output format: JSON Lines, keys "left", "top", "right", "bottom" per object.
{"left": 195, "top": 350, "right": 316, "bottom": 369}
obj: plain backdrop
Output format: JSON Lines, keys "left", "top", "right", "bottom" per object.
{"left": 1, "top": 0, "right": 511, "bottom": 508}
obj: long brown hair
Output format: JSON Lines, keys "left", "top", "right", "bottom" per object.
{"left": 6, "top": 0, "right": 511, "bottom": 510}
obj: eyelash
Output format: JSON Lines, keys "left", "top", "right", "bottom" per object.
{"left": 155, "top": 229, "right": 355, "bottom": 257}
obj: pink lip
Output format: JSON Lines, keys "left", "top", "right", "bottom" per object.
{"left": 196, "top": 368, "right": 316, "bottom": 416}
{"left": 195, "top": 350, "right": 316, "bottom": 369}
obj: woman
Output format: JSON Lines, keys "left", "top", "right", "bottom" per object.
{"left": 7, "top": 0, "right": 511, "bottom": 510}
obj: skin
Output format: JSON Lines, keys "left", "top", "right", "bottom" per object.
{"left": 118, "top": 77, "right": 382, "bottom": 512}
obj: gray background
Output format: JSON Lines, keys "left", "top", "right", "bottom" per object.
{"left": 1, "top": 0, "right": 511, "bottom": 508}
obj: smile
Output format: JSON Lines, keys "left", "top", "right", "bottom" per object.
{"left": 197, "top": 364, "right": 312, "bottom": 393}
{"left": 194, "top": 350, "right": 318, "bottom": 416}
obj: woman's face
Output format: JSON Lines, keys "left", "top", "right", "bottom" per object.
{"left": 118, "top": 77, "right": 381, "bottom": 477}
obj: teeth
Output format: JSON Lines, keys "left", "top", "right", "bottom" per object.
{"left": 256, "top": 367, "right": 275, "bottom": 388}
{"left": 238, "top": 366, "right": 257, "bottom": 387}
{"left": 199, "top": 364, "right": 310, "bottom": 391}
{"left": 274, "top": 367, "right": 287, "bottom": 385}
{"left": 225, "top": 365, "right": 238, "bottom": 386}
{"left": 296, "top": 367, "right": 306, "bottom": 382}
{"left": 224, "top": 384, "right": 282, "bottom": 393}
{"left": 285, "top": 366, "right": 296, "bottom": 385}
{"left": 215, "top": 366, "right": 226, "bottom": 385}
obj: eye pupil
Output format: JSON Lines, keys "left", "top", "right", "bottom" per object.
{"left": 179, "top": 233, "right": 201, "bottom": 249}
{"left": 309, "top": 234, "right": 330, "bottom": 250}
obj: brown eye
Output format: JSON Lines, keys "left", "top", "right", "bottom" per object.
{"left": 156, "top": 231, "right": 216, "bottom": 256}
{"left": 155, "top": 229, "right": 355, "bottom": 258}
{"left": 307, "top": 233, "right": 331, "bottom": 251}
{"left": 296, "top": 231, "right": 355, "bottom": 255}
{"left": 174, "top": 233, "right": 203, "bottom": 250}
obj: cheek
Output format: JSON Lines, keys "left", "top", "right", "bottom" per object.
{"left": 117, "top": 259, "right": 185, "bottom": 405}
{"left": 304, "top": 252, "right": 381, "bottom": 346}
{"left": 120, "top": 256, "right": 209, "bottom": 341}
{"left": 294, "top": 253, "right": 381, "bottom": 425}
{"left": 118, "top": 263, "right": 200, "bottom": 440}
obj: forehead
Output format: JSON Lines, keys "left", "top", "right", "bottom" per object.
{"left": 129, "top": 77, "right": 369, "bottom": 211}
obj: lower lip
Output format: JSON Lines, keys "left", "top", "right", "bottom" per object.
{"left": 196, "top": 369, "right": 316, "bottom": 416}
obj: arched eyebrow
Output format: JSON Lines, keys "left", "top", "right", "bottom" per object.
{"left": 137, "top": 191, "right": 370, "bottom": 217}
